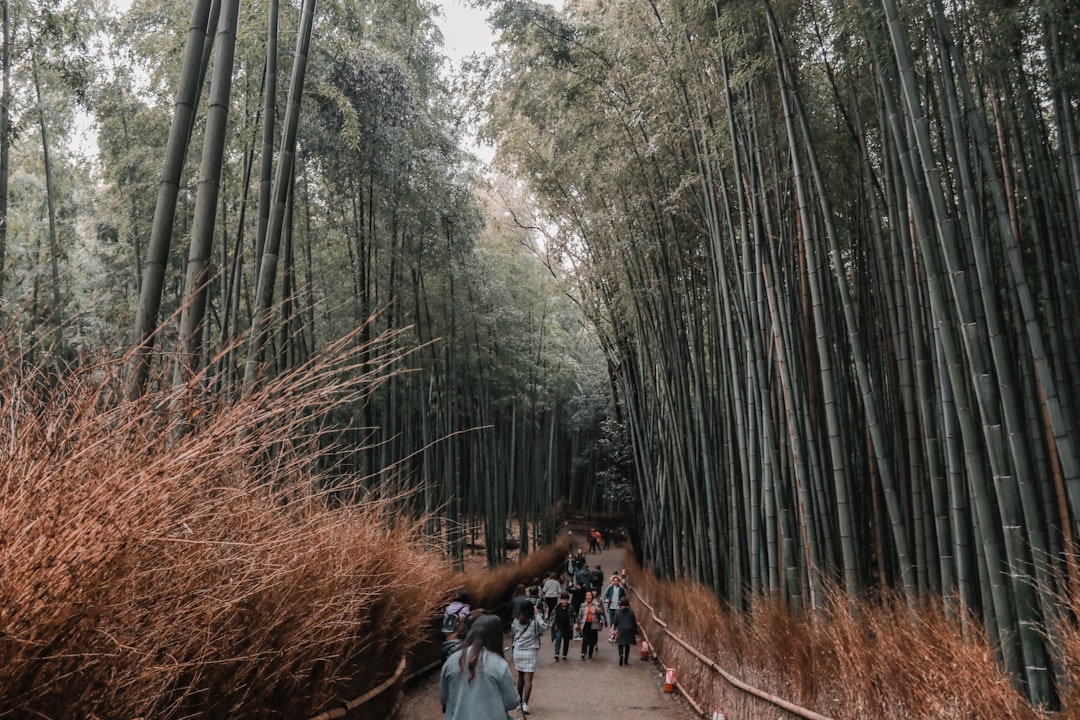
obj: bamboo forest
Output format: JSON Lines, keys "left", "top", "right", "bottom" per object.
{"left": 3, "top": 0, "right": 1080, "bottom": 717}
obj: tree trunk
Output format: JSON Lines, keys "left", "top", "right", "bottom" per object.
{"left": 128, "top": 0, "right": 217, "bottom": 397}
{"left": 242, "top": 0, "right": 316, "bottom": 394}
{"left": 178, "top": 0, "right": 240, "bottom": 382}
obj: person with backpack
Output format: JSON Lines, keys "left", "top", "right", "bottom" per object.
{"left": 440, "top": 614, "right": 520, "bottom": 720}
{"left": 442, "top": 589, "right": 471, "bottom": 637}
{"left": 612, "top": 598, "right": 639, "bottom": 666}
{"left": 441, "top": 608, "right": 487, "bottom": 661}
{"left": 511, "top": 602, "right": 546, "bottom": 714}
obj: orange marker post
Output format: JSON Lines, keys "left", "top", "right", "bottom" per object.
{"left": 663, "top": 667, "right": 676, "bottom": 693}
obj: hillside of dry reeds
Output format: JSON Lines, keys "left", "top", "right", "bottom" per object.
{"left": 629, "top": 560, "right": 1077, "bottom": 720}
{"left": 0, "top": 334, "right": 457, "bottom": 719}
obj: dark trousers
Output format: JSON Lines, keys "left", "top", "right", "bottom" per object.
{"left": 553, "top": 628, "right": 570, "bottom": 657}
{"left": 618, "top": 643, "right": 631, "bottom": 664}
{"left": 581, "top": 624, "right": 599, "bottom": 657}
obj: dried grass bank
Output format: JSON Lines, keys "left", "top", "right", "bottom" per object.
{"left": 0, "top": 339, "right": 455, "bottom": 719}
{"left": 630, "top": 559, "right": 1077, "bottom": 719}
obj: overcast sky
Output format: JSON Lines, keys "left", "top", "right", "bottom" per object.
{"left": 438, "top": 1, "right": 498, "bottom": 63}
{"left": 439, "top": 1, "right": 565, "bottom": 62}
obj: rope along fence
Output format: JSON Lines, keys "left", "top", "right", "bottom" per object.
{"left": 630, "top": 585, "right": 835, "bottom": 720}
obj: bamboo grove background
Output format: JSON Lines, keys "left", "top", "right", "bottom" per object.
{"left": 0, "top": 0, "right": 625, "bottom": 572}
{"left": 482, "top": 0, "right": 1080, "bottom": 705}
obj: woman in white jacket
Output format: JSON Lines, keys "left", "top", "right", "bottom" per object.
{"left": 511, "top": 602, "right": 546, "bottom": 714}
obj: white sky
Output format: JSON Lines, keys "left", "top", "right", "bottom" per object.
{"left": 437, "top": 0, "right": 499, "bottom": 63}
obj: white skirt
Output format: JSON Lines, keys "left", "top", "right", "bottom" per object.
{"left": 513, "top": 646, "right": 539, "bottom": 673}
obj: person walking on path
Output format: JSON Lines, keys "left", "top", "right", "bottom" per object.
{"left": 612, "top": 598, "right": 639, "bottom": 665}
{"left": 440, "top": 615, "right": 520, "bottom": 720}
{"left": 441, "top": 589, "right": 471, "bottom": 637}
{"left": 550, "top": 591, "right": 574, "bottom": 662}
{"left": 591, "top": 565, "right": 604, "bottom": 594}
{"left": 575, "top": 563, "right": 593, "bottom": 593}
{"left": 575, "top": 590, "right": 606, "bottom": 659}
{"left": 603, "top": 575, "right": 627, "bottom": 625}
{"left": 570, "top": 575, "right": 587, "bottom": 624}
{"left": 541, "top": 571, "right": 561, "bottom": 619}
{"left": 509, "top": 584, "right": 532, "bottom": 620}
{"left": 511, "top": 603, "right": 546, "bottom": 714}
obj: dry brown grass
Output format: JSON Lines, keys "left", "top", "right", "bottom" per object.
{"left": 629, "top": 560, "right": 1073, "bottom": 720}
{"left": 0, "top": 335, "right": 457, "bottom": 719}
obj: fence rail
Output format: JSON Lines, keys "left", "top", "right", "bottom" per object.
{"left": 631, "top": 585, "right": 835, "bottom": 720}
{"left": 306, "top": 656, "right": 407, "bottom": 720}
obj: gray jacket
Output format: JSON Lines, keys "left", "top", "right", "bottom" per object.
{"left": 511, "top": 616, "right": 546, "bottom": 651}
{"left": 440, "top": 648, "right": 520, "bottom": 720}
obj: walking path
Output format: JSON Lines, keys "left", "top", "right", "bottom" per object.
{"left": 399, "top": 531, "right": 693, "bottom": 720}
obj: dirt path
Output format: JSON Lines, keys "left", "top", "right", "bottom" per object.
{"left": 399, "top": 529, "right": 694, "bottom": 720}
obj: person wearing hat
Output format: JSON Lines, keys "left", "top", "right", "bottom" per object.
{"left": 611, "top": 597, "right": 639, "bottom": 666}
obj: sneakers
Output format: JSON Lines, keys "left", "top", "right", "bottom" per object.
{"left": 521, "top": 702, "right": 530, "bottom": 714}
{"left": 554, "top": 655, "right": 559, "bottom": 662}
{"left": 562, "top": 655, "right": 568, "bottom": 661}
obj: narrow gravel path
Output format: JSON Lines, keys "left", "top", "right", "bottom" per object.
{"left": 399, "top": 529, "right": 694, "bottom": 720}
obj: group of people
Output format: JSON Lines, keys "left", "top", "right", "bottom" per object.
{"left": 438, "top": 565, "right": 640, "bottom": 718}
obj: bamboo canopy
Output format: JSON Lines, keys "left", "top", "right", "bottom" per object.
{"left": 485, "top": 0, "right": 1080, "bottom": 705}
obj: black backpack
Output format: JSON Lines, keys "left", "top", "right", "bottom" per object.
{"left": 441, "top": 608, "right": 464, "bottom": 635}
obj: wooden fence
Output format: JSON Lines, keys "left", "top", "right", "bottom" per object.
{"left": 631, "top": 585, "right": 834, "bottom": 720}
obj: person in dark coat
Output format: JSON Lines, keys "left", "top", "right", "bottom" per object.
{"left": 612, "top": 598, "right": 639, "bottom": 666}
{"left": 550, "top": 591, "right": 574, "bottom": 661}
{"left": 569, "top": 579, "right": 587, "bottom": 623}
